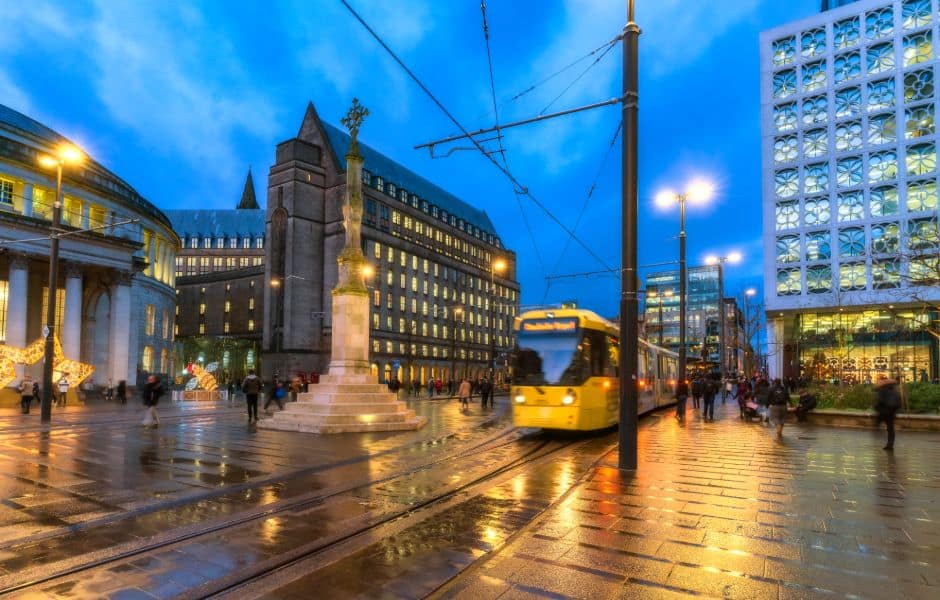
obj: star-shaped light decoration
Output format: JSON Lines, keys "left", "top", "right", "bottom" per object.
{"left": 0, "top": 336, "right": 95, "bottom": 388}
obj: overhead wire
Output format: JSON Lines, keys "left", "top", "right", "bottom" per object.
{"left": 539, "top": 39, "right": 619, "bottom": 116}
{"left": 339, "top": 0, "right": 614, "bottom": 273}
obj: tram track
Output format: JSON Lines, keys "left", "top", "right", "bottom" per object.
{"left": 0, "top": 421, "right": 528, "bottom": 595}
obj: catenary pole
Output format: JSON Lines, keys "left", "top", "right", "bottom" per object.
{"left": 619, "top": 0, "right": 640, "bottom": 471}
{"left": 41, "top": 162, "right": 63, "bottom": 423}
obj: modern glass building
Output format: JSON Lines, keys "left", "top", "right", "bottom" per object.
{"left": 761, "top": 0, "right": 939, "bottom": 383}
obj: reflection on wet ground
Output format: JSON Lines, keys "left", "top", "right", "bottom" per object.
{"left": 443, "top": 402, "right": 940, "bottom": 599}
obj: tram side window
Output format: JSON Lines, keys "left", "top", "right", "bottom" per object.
{"left": 607, "top": 336, "right": 619, "bottom": 377}
{"left": 582, "top": 330, "right": 609, "bottom": 377}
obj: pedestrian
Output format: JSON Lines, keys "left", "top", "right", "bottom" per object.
{"left": 290, "top": 376, "right": 303, "bottom": 402}
{"left": 723, "top": 379, "right": 733, "bottom": 404}
{"left": 434, "top": 377, "right": 442, "bottom": 396}
{"left": 794, "top": 388, "right": 817, "bottom": 422}
{"left": 264, "top": 376, "right": 286, "bottom": 411}
{"left": 675, "top": 378, "right": 689, "bottom": 421}
{"left": 458, "top": 377, "right": 471, "bottom": 409}
{"left": 768, "top": 378, "right": 790, "bottom": 441}
{"left": 116, "top": 380, "right": 127, "bottom": 405}
{"left": 242, "top": 369, "right": 261, "bottom": 423}
{"left": 874, "top": 376, "right": 900, "bottom": 451}
{"left": 691, "top": 377, "right": 702, "bottom": 409}
{"left": 31, "top": 380, "right": 40, "bottom": 406}
{"left": 447, "top": 378, "right": 454, "bottom": 397}
{"left": 105, "top": 378, "right": 114, "bottom": 402}
{"left": 703, "top": 379, "right": 716, "bottom": 421}
{"left": 141, "top": 374, "right": 164, "bottom": 428}
{"left": 427, "top": 378, "right": 435, "bottom": 398}
{"left": 56, "top": 373, "right": 70, "bottom": 407}
{"left": 755, "top": 377, "right": 770, "bottom": 423}
{"left": 480, "top": 377, "right": 490, "bottom": 408}
{"left": 18, "top": 374, "right": 34, "bottom": 414}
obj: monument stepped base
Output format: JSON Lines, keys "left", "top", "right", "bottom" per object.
{"left": 257, "top": 373, "right": 427, "bottom": 434}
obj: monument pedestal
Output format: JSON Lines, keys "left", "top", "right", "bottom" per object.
{"left": 257, "top": 373, "right": 427, "bottom": 433}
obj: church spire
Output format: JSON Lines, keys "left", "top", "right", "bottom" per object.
{"left": 237, "top": 167, "right": 259, "bottom": 209}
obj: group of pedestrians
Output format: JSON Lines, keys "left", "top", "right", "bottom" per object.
{"left": 17, "top": 373, "right": 94, "bottom": 413}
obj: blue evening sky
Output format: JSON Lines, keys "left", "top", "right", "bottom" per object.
{"left": 2, "top": 0, "right": 821, "bottom": 318}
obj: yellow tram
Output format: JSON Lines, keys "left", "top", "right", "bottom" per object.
{"left": 511, "top": 308, "right": 677, "bottom": 431}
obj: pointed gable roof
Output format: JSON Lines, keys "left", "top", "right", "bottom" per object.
{"left": 296, "top": 101, "right": 495, "bottom": 235}
{"left": 237, "top": 168, "right": 259, "bottom": 209}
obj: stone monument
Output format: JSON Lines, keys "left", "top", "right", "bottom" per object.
{"left": 259, "top": 99, "right": 427, "bottom": 433}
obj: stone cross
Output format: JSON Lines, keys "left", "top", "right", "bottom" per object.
{"left": 341, "top": 98, "right": 369, "bottom": 146}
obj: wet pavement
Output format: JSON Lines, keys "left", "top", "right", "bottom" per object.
{"left": 440, "top": 401, "right": 940, "bottom": 599}
{"left": 0, "top": 396, "right": 938, "bottom": 599}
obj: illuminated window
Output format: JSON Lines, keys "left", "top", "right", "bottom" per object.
{"left": 867, "top": 79, "right": 895, "bottom": 112}
{"left": 374, "top": 242, "right": 381, "bottom": 259}
{"left": 0, "top": 281, "right": 7, "bottom": 341}
{"left": 901, "top": 0, "right": 931, "bottom": 30}
{"left": 836, "top": 159, "right": 863, "bottom": 189}
{"left": 803, "top": 129, "right": 828, "bottom": 158}
{"left": 145, "top": 304, "right": 155, "bottom": 336}
{"left": 903, "top": 31, "right": 932, "bottom": 67}
{"left": 802, "top": 95, "right": 828, "bottom": 126}
{"left": 868, "top": 113, "right": 896, "bottom": 145}
{"left": 199, "top": 303, "right": 206, "bottom": 315}
{"left": 806, "top": 265, "right": 832, "bottom": 294}
{"left": 871, "top": 222, "right": 900, "bottom": 254}
{"left": 40, "top": 287, "right": 65, "bottom": 339}
{"left": 834, "top": 52, "right": 860, "bottom": 84}
{"left": 776, "top": 268, "right": 801, "bottom": 296}
{"left": 224, "top": 322, "right": 230, "bottom": 333}
{"left": 867, "top": 42, "right": 894, "bottom": 74}
{"left": 801, "top": 28, "right": 826, "bottom": 58}
{"left": 772, "top": 69, "right": 797, "bottom": 99}
{"left": 775, "top": 169, "right": 799, "bottom": 198}
{"left": 907, "top": 179, "right": 938, "bottom": 212}
{"left": 224, "top": 300, "right": 231, "bottom": 313}
{"left": 805, "top": 231, "right": 831, "bottom": 261}
{"left": 802, "top": 60, "right": 826, "bottom": 92}
{"left": 160, "top": 348, "right": 167, "bottom": 372}
{"left": 834, "top": 16, "right": 860, "bottom": 49}
{"left": 775, "top": 236, "right": 800, "bottom": 263}
{"left": 839, "top": 263, "right": 867, "bottom": 291}
{"left": 372, "top": 313, "right": 379, "bottom": 330}
{"left": 834, "top": 87, "right": 861, "bottom": 119}
{"left": 772, "top": 36, "right": 796, "bottom": 66}
{"left": 373, "top": 290, "right": 380, "bottom": 307}
{"left": 142, "top": 346, "right": 153, "bottom": 372}
{"left": 804, "top": 163, "right": 828, "bottom": 194}
{"left": 906, "top": 143, "right": 936, "bottom": 176}
{"left": 163, "top": 310, "right": 170, "bottom": 340}
{"left": 870, "top": 186, "right": 899, "bottom": 216}
{"left": 868, "top": 151, "right": 898, "bottom": 182}
{"left": 904, "top": 69, "right": 933, "bottom": 103}
{"left": 838, "top": 227, "right": 866, "bottom": 257}
{"left": 872, "top": 259, "right": 900, "bottom": 288}
{"left": 865, "top": 7, "right": 893, "bottom": 40}
{"left": 905, "top": 104, "right": 935, "bottom": 139}
{"left": 247, "top": 319, "right": 255, "bottom": 332}
{"left": 837, "top": 191, "right": 864, "bottom": 222}
{"left": 199, "top": 323, "right": 205, "bottom": 334}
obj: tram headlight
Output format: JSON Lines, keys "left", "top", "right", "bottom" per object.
{"left": 514, "top": 394, "right": 526, "bottom": 404}
{"left": 562, "top": 389, "right": 576, "bottom": 405}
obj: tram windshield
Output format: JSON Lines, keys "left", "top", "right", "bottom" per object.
{"left": 513, "top": 315, "right": 619, "bottom": 386}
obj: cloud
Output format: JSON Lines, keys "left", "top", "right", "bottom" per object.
{"left": 0, "top": 68, "right": 34, "bottom": 115}
{"left": 86, "top": 2, "right": 279, "bottom": 179}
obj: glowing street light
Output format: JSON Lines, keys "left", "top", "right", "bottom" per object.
{"left": 37, "top": 143, "right": 85, "bottom": 423}
{"left": 654, "top": 179, "right": 716, "bottom": 386}
{"left": 489, "top": 258, "right": 508, "bottom": 380}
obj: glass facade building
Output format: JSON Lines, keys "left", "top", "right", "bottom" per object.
{"left": 761, "top": 0, "right": 940, "bottom": 382}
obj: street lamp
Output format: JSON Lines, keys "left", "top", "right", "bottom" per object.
{"left": 451, "top": 306, "right": 463, "bottom": 383}
{"left": 488, "top": 258, "right": 507, "bottom": 381}
{"left": 705, "top": 251, "right": 742, "bottom": 379}
{"left": 37, "top": 143, "right": 85, "bottom": 422}
{"left": 654, "top": 179, "right": 714, "bottom": 387}
{"left": 743, "top": 288, "right": 757, "bottom": 377}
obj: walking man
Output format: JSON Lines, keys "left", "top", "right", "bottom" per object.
{"left": 874, "top": 376, "right": 900, "bottom": 451}
{"left": 263, "top": 376, "right": 285, "bottom": 412}
{"left": 117, "top": 380, "right": 127, "bottom": 404}
{"left": 18, "top": 375, "right": 34, "bottom": 414}
{"left": 703, "top": 379, "right": 716, "bottom": 421}
{"left": 480, "top": 377, "right": 490, "bottom": 408}
{"left": 141, "top": 375, "right": 163, "bottom": 428}
{"left": 675, "top": 379, "right": 689, "bottom": 421}
{"left": 458, "top": 377, "right": 471, "bottom": 409}
{"left": 56, "top": 373, "right": 70, "bottom": 407}
{"left": 242, "top": 369, "right": 261, "bottom": 423}
{"left": 768, "top": 378, "right": 790, "bottom": 441}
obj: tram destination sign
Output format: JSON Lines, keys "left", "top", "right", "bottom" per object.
{"left": 519, "top": 317, "right": 579, "bottom": 334}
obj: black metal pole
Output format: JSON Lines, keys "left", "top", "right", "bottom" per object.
{"left": 618, "top": 0, "right": 640, "bottom": 471}
{"left": 717, "top": 261, "right": 725, "bottom": 379}
{"left": 678, "top": 197, "right": 687, "bottom": 387}
{"left": 41, "top": 163, "right": 62, "bottom": 423}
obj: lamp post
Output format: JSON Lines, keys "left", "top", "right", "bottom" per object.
{"left": 655, "top": 180, "right": 715, "bottom": 390}
{"left": 451, "top": 306, "right": 463, "bottom": 382}
{"left": 38, "top": 144, "right": 84, "bottom": 423}
{"left": 488, "top": 258, "right": 507, "bottom": 382}
{"left": 705, "top": 252, "right": 742, "bottom": 379}
{"left": 269, "top": 277, "right": 282, "bottom": 378}
{"left": 743, "top": 288, "right": 756, "bottom": 377}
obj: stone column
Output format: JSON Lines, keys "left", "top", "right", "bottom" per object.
{"left": 81, "top": 203, "right": 90, "bottom": 230}
{"left": 767, "top": 317, "right": 784, "bottom": 381}
{"left": 6, "top": 254, "right": 29, "bottom": 381}
{"left": 22, "top": 183, "right": 33, "bottom": 217}
{"left": 62, "top": 264, "right": 83, "bottom": 360}
{"left": 108, "top": 272, "right": 133, "bottom": 384}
